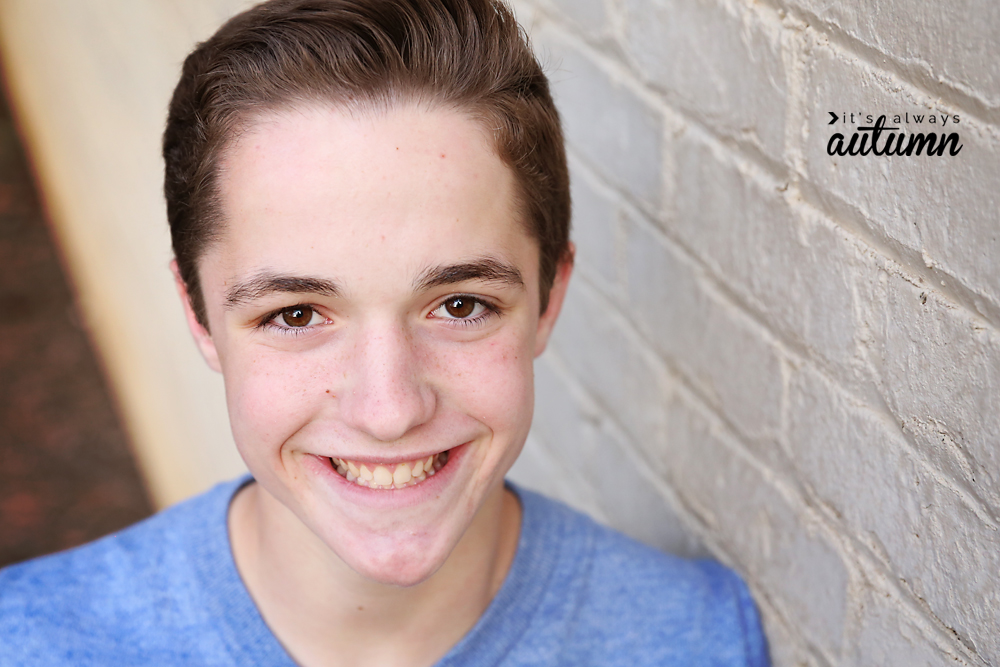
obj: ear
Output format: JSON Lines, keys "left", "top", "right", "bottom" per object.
{"left": 534, "top": 243, "right": 575, "bottom": 358}
{"left": 171, "top": 259, "right": 222, "bottom": 373}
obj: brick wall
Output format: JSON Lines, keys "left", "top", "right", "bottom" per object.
{"left": 505, "top": 1, "right": 1000, "bottom": 664}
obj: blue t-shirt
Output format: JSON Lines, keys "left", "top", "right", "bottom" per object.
{"left": 0, "top": 477, "right": 769, "bottom": 666}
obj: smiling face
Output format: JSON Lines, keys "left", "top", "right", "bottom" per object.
{"left": 179, "top": 103, "right": 570, "bottom": 586}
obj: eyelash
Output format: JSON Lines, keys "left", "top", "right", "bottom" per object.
{"left": 254, "top": 294, "right": 501, "bottom": 336}
{"left": 429, "top": 294, "right": 501, "bottom": 328}
{"left": 256, "top": 304, "right": 327, "bottom": 336}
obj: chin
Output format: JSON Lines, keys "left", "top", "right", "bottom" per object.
{"left": 334, "top": 530, "right": 458, "bottom": 588}
{"left": 354, "top": 555, "right": 445, "bottom": 588}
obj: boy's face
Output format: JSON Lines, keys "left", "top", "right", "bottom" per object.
{"left": 180, "top": 103, "right": 570, "bottom": 585}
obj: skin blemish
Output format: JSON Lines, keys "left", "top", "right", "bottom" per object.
{"left": 440, "top": 153, "right": 446, "bottom": 158}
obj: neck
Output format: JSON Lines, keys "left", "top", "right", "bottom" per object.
{"left": 228, "top": 480, "right": 521, "bottom": 667}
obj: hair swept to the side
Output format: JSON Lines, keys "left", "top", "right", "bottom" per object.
{"left": 164, "top": 0, "right": 570, "bottom": 327}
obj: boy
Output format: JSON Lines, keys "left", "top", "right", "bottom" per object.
{"left": 0, "top": 1, "right": 769, "bottom": 665}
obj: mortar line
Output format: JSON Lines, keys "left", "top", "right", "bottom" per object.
{"left": 755, "top": 0, "right": 1000, "bottom": 129}
{"left": 561, "top": 270, "right": 993, "bottom": 662}
{"left": 546, "top": 0, "right": 1000, "bottom": 333}
{"left": 580, "top": 207, "right": 1000, "bottom": 528}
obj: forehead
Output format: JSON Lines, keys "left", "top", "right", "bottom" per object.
{"left": 207, "top": 103, "right": 536, "bottom": 288}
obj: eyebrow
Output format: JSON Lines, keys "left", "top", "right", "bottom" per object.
{"left": 413, "top": 257, "right": 524, "bottom": 292}
{"left": 223, "top": 257, "right": 523, "bottom": 309}
{"left": 224, "top": 272, "right": 341, "bottom": 309}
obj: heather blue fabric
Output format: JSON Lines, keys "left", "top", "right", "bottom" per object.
{"left": 0, "top": 476, "right": 769, "bottom": 666}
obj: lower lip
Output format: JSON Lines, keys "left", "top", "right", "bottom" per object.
{"left": 303, "top": 443, "right": 468, "bottom": 509}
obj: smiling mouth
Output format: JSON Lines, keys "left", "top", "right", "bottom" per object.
{"left": 330, "top": 450, "right": 450, "bottom": 490}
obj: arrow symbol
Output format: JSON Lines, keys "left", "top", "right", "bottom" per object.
{"left": 828, "top": 112, "right": 839, "bottom": 125}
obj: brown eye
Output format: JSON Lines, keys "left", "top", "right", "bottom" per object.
{"left": 444, "top": 297, "right": 475, "bottom": 318}
{"left": 281, "top": 306, "right": 315, "bottom": 327}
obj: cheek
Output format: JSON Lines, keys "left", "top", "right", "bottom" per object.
{"left": 217, "top": 321, "right": 538, "bottom": 462}
{"left": 429, "top": 330, "right": 535, "bottom": 434}
{"left": 221, "top": 351, "right": 327, "bottom": 458}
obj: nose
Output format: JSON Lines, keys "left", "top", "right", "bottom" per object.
{"left": 337, "top": 321, "right": 435, "bottom": 443}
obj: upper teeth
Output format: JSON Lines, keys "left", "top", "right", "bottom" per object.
{"left": 332, "top": 451, "right": 449, "bottom": 489}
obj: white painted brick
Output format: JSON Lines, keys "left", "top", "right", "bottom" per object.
{"left": 673, "top": 123, "right": 1000, "bottom": 505}
{"left": 518, "top": 3, "right": 999, "bottom": 664}
{"left": 787, "top": 365, "right": 1000, "bottom": 663}
{"left": 540, "top": 0, "right": 610, "bottom": 41}
{"left": 546, "top": 280, "right": 672, "bottom": 451}
{"left": 758, "top": 604, "right": 824, "bottom": 667}
{"left": 788, "top": 0, "right": 1000, "bottom": 111}
{"left": 529, "top": 354, "right": 597, "bottom": 469}
{"left": 844, "top": 577, "right": 980, "bottom": 667}
{"left": 524, "top": 356, "right": 703, "bottom": 556}
{"left": 567, "top": 156, "right": 619, "bottom": 289}
{"left": 671, "top": 129, "right": 860, "bottom": 378}
{"left": 534, "top": 26, "right": 665, "bottom": 206}
{"left": 509, "top": 433, "right": 609, "bottom": 522}
{"left": 587, "top": 425, "right": 706, "bottom": 557}
{"left": 517, "top": 354, "right": 607, "bottom": 519}
{"left": 862, "top": 265, "right": 1000, "bottom": 510}
{"left": 624, "top": 214, "right": 785, "bottom": 452}
{"left": 506, "top": 0, "right": 539, "bottom": 33}
{"left": 667, "top": 396, "right": 849, "bottom": 657}
{"left": 621, "top": 0, "right": 787, "bottom": 156}
{"left": 802, "top": 38, "right": 1000, "bottom": 320}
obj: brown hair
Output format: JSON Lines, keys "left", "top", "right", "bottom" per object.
{"left": 164, "top": 0, "right": 570, "bottom": 327}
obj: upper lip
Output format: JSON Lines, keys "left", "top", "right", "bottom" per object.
{"left": 316, "top": 446, "right": 455, "bottom": 466}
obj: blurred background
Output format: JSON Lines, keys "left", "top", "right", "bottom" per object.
{"left": 0, "top": 91, "right": 152, "bottom": 566}
{"left": 1, "top": 1, "right": 998, "bottom": 665}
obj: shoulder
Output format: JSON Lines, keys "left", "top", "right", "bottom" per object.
{"left": 0, "top": 477, "right": 245, "bottom": 666}
{"left": 515, "top": 487, "right": 769, "bottom": 667}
